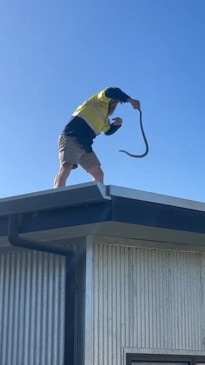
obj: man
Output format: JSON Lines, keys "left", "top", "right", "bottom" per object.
{"left": 54, "top": 87, "right": 140, "bottom": 187}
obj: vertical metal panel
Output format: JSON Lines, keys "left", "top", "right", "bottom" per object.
{"left": 0, "top": 250, "right": 66, "bottom": 365}
{"left": 92, "top": 244, "right": 205, "bottom": 365}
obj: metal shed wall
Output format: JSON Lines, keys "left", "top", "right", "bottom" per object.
{"left": 87, "top": 242, "right": 205, "bottom": 365}
{"left": 0, "top": 249, "right": 66, "bottom": 365}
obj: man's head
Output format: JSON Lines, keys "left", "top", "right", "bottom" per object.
{"left": 108, "top": 99, "right": 119, "bottom": 115}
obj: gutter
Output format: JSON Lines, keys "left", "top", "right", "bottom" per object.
{"left": 8, "top": 214, "right": 73, "bottom": 256}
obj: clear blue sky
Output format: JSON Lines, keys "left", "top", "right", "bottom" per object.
{"left": 1, "top": 0, "right": 205, "bottom": 202}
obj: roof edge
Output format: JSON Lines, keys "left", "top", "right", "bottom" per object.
{"left": 0, "top": 182, "right": 110, "bottom": 216}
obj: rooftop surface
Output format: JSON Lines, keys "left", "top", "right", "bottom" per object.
{"left": 1, "top": 182, "right": 205, "bottom": 252}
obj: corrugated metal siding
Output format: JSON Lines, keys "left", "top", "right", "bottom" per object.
{"left": 92, "top": 244, "right": 205, "bottom": 365}
{"left": 0, "top": 250, "right": 66, "bottom": 365}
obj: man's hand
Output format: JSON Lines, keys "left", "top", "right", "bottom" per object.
{"left": 112, "top": 117, "right": 123, "bottom": 126}
{"left": 127, "top": 98, "right": 141, "bottom": 110}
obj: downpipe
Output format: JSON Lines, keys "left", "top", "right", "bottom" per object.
{"left": 8, "top": 214, "right": 73, "bottom": 256}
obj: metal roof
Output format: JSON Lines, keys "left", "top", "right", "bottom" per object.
{"left": 1, "top": 182, "right": 205, "bottom": 252}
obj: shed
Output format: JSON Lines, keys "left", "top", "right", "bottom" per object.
{"left": 0, "top": 182, "right": 205, "bottom": 365}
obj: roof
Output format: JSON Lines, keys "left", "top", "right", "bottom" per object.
{"left": 1, "top": 182, "right": 205, "bottom": 252}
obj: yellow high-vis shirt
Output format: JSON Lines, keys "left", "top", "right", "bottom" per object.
{"left": 72, "top": 89, "right": 111, "bottom": 135}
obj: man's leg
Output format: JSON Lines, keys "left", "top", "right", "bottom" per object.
{"left": 54, "top": 162, "right": 74, "bottom": 188}
{"left": 87, "top": 165, "right": 104, "bottom": 183}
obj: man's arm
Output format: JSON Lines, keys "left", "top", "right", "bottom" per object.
{"left": 105, "top": 87, "right": 131, "bottom": 102}
{"left": 105, "top": 87, "right": 140, "bottom": 109}
{"left": 104, "top": 124, "right": 121, "bottom": 135}
{"left": 104, "top": 117, "right": 122, "bottom": 136}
